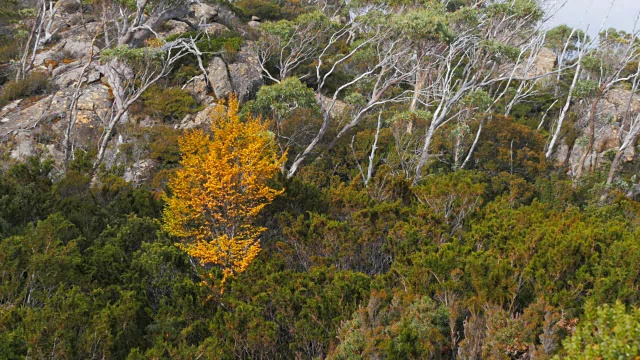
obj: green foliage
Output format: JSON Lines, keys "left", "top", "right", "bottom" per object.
{"left": 572, "top": 79, "right": 599, "bottom": 98}
{"left": 329, "top": 291, "right": 449, "bottom": 359}
{"left": 234, "top": 0, "right": 308, "bottom": 21}
{"left": 243, "top": 77, "right": 318, "bottom": 121}
{"left": 557, "top": 301, "right": 640, "bottom": 359}
{"left": 1, "top": 1, "right": 640, "bottom": 356}
{"left": 391, "top": 7, "right": 452, "bottom": 42}
{"left": 486, "top": 0, "right": 543, "bottom": 22}
{"left": 481, "top": 40, "right": 521, "bottom": 62}
{"left": 0, "top": 146, "right": 639, "bottom": 359}
{"left": 471, "top": 115, "right": 547, "bottom": 178}
{"left": 0, "top": 72, "right": 51, "bottom": 107}
{"left": 546, "top": 25, "right": 588, "bottom": 54}
{"left": 138, "top": 86, "right": 202, "bottom": 123}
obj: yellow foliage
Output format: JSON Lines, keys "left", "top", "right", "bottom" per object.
{"left": 162, "top": 95, "right": 286, "bottom": 289}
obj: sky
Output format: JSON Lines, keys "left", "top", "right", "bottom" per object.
{"left": 546, "top": 0, "right": 640, "bottom": 36}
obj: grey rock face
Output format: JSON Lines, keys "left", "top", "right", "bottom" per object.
{"left": 161, "top": 20, "right": 191, "bottom": 38}
{"left": 556, "top": 88, "right": 640, "bottom": 172}
{"left": 178, "top": 103, "right": 219, "bottom": 130}
{"left": 124, "top": 159, "right": 157, "bottom": 184}
{"left": 205, "top": 44, "right": 263, "bottom": 102}
{"left": 183, "top": 75, "right": 211, "bottom": 104}
{"left": 207, "top": 57, "right": 234, "bottom": 100}
{"left": 202, "top": 23, "right": 230, "bottom": 36}
{"left": 227, "top": 44, "right": 263, "bottom": 102}
{"left": 0, "top": 84, "right": 112, "bottom": 163}
{"left": 63, "top": 38, "right": 98, "bottom": 59}
{"left": 531, "top": 47, "right": 556, "bottom": 77}
{"left": 191, "top": 2, "right": 219, "bottom": 25}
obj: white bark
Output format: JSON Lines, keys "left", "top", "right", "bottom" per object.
{"left": 92, "top": 45, "right": 189, "bottom": 175}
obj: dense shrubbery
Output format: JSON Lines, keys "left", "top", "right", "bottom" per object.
{"left": 0, "top": 72, "right": 51, "bottom": 107}
{"left": 0, "top": 153, "right": 639, "bottom": 358}
{"left": 2, "top": 0, "right": 640, "bottom": 358}
{"left": 137, "top": 86, "right": 202, "bottom": 123}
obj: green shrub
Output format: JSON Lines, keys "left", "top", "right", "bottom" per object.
{"left": 138, "top": 86, "right": 202, "bottom": 123}
{"left": 0, "top": 71, "right": 51, "bottom": 107}
{"left": 235, "top": 0, "right": 283, "bottom": 20}
{"left": 235, "top": 0, "right": 307, "bottom": 20}
{"left": 166, "top": 33, "right": 243, "bottom": 56}
{"left": 557, "top": 301, "right": 640, "bottom": 359}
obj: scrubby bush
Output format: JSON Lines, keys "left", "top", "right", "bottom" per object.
{"left": 138, "top": 86, "right": 202, "bottom": 123}
{"left": 0, "top": 71, "right": 51, "bottom": 107}
{"left": 557, "top": 301, "right": 640, "bottom": 360}
{"left": 235, "top": 0, "right": 307, "bottom": 20}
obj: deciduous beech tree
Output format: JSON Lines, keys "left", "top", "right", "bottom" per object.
{"left": 162, "top": 96, "right": 286, "bottom": 289}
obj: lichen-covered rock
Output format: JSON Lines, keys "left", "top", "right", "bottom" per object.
{"left": 9, "top": 130, "right": 35, "bottom": 160}
{"left": 209, "top": 3, "right": 243, "bottom": 29}
{"left": 0, "top": 100, "right": 22, "bottom": 118}
{"left": 0, "top": 83, "right": 112, "bottom": 163}
{"left": 316, "top": 94, "right": 349, "bottom": 119}
{"left": 161, "top": 20, "right": 192, "bottom": 38}
{"left": 227, "top": 44, "right": 263, "bottom": 102}
{"left": 531, "top": 47, "right": 557, "bottom": 77}
{"left": 559, "top": 88, "right": 640, "bottom": 172}
{"left": 207, "top": 57, "right": 234, "bottom": 99}
{"left": 63, "top": 38, "right": 98, "bottom": 59}
{"left": 178, "top": 103, "right": 219, "bottom": 130}
{"left": 183, "top": 74, "right": 212, "bottom": 104}
{"left": 512, "top": 47, "right": 556, "bottom": 78}
{"left": 191, "top": 2, "right": 218, "bottom": 25}
{"left": 205, "top": 45, "right": 263, "bottom": 102}
{"left": 46, "top": 46, "right": 102, "bottom": 88}
{"left": 202, "top": 23, "right": 230, "bottom": 36}
{"left": 124, "top": 159, "right": 158, "bottom": 184}
{"left": 54, "top": 0, "right": 81, "bottom": 13}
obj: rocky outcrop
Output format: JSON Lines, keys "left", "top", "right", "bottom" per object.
{"left": 178, "top": 103, "right": 218, "bottom": 130}
{"left": 0, "top": 0, "right": 261, "bottom": 174}
{"left": 205, "top": 44, "right": 263, "bottom": 102}
{"left": 0, "top": 83, "right": 112, "bottom": 161}
{"left": 207, "top": 57, "right": 234, "bottom": 100}
{"left": 203, "top": 23, "right": 230, "bottom": 36}
{"left": 227, "top": 44, "right": 263, "bottom": 102}
{"left": 555, "top": 88, "right": 640, "bottom": 173}
{"left": 191, "top": 2, "right": 219, "bottom": 25}
{"left": 248, "top": 16, "right": 261, "bottom": 28}
{"left": 316, "top": 94, "right": 349, "bottom": 119}
{"left": 530, "top": 47, "right": 556, "bottom": 78}
{"left": 124, "top": 159, "right": 157, "bottom": 184}
{"left": 512, "top": 47, "right": 556, "bottom": 78}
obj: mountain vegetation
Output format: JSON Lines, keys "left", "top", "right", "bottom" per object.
{"left": 1, "top": 0, "right": 640, "bottom": 358}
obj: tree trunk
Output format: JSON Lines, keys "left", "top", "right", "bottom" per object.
{"left": 460, "top": 116, "right": 485, "bottom": 170}
{"left": 414, "top": 123, "right": 436, "bottom": 184}
{"left": 546, "top": 62, "right": 581, "bottom": 159}
{"left": 574, "top": 93, "right": 602, "bottom": 180}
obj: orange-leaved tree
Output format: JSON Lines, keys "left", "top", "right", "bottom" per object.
{"left": 162, "top": 95, "right": 286, "bottom": 289}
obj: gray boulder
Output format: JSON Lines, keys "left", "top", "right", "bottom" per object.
{"left": 205, "top": 45, "right": 263, "bottom": 102}
{"left": 207, "top": 57, "right": 234, "bottom": 100}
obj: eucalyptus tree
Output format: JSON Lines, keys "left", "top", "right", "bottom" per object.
{"left": 93, "top": 44, "right": 189, "bottom": 173}
{"left": 545, "top": 28, "right": 589, "bottom": 159}
{"left": 15, "top": 0, "right": 60, "bottom": 80}
{"left": 545, "top": 24, "right": 587, "bottom": 97}
{"left": 251, "top": 11, "right": 335, "bottom": 83}
{"left": 574, "top": 27, "right": 640, "bottom": 179}
{"left": 412, "top": 0, "right": 548, "bottom": 182}
{"left": 606, "top": 61, "right": 640, "bottom": 186}
{"left": 253, "top": 9, "right": 422, "bottom": 178}
{"left": 99, "top": 0, "right": 197, "bottom": 47}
